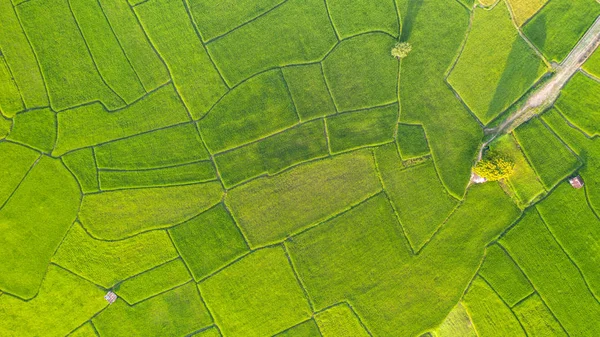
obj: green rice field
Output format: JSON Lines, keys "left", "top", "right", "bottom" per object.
{"left": 1, "top": 0, "right": 600, "bottom": 335}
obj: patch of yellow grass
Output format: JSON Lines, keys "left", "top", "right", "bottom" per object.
{"left": 507, "top": 0, "right": 548, "bottom": 26}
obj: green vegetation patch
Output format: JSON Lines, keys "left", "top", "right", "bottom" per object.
{"left": 326, "top": 0, "right": 399, "bottom": 39}
{"left": 462, "top": 277, "right": 526, "bottom": 336}
{"left": 62, "top": 148, "right": 99, "bottom": 193}
{"left": 512, "top": 293, "right": 568, "bottom": 337}
{"left": 115, "top": 259, "right": 191, "bottom": 304}
{"left": 326, "top": 103, "right": 398, "bottom": 153}
{"left": 322, "top": 32, "right": 398, "bottom": 112}
{"left": 206, "top": 0, "right": 337, "bottom": 86}
{"left": 0, "top": 156, "right": 80, "bottom": 299}
{"left": 555, "top": 72, "right": 600, "bottom": 136}
{"left": 315, "top": 303, "right": 370, "bottom": 337}
{"left": 0, "top": 265, "right": 106, "bottom": 336}
{"left": 79, "top": 181, "right": 223, "bottom": 239}
{"left": 448, "top": 1, "right": 546, "bottom": 124}
{"left": 540, "top": 108, "right": 590, "bottom": 156}
{"left": 53, "top": 84, "right": 190, "bottom": 156}
{"left": 274, "top": 319, "right": 321, "bottom": 337}
{"left": 226, "top": 150, "right": 381, "bottom": 247}
{"left": 478, "top": 244, "right": 533, "bottom": 307}
{"left": 215, "top": 119, "right": 328, "bottom": 187}
{"left": 94, "top": 283, "right": 212, "bottom": 337}
{"left": 17, "top": 0, "right": 123, "bottom": 111}
{"left": 376, "top": 146, "right": 457, "bottom": 251}
{"left": 169, "top": 203, "right": 249, "bottom": 280}
{"left": 396, "top": 123, "right": 429, "bottom": 159}
{"left": 282, "top": 64, "right": 337, "bottom": 120}
{"left": 53, "top": 223, "right": 178, "bottom": 288}
{"left": 434, "top": 303, "right": 477, "bottom": 337}
{"left": 134, "top": 0, "right": 227, "bottom": 119}
{"left": 7, "top": 108, "right": 56, "bottom": 153}
{"left": 0, "top": 56, "right": 23, "bottom": 117}
{"left": 199, "top": 246, "right": 312, "bottom": 337}
{"left": 523, "top": 0, "right": 600, "bottom": 62}
{"left": 583, "top": 48, "right": 600, "bottom": 78}
{"left": 513, "top": 118, "right": 580, "bottom": 190}
{"left": 500, "top": 210, "right": 600, "bottom": 335}
{"left": 198, "top": 69, "right": 298, "bottom": 153}
{"left": 0, "top": 142, "right": 39, "bottom": 206}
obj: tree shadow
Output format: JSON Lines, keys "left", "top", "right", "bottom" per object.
{"left": 400, "top": 0, "right": 424, "bottom": 42}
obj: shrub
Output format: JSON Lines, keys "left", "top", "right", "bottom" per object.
{"left": 474, "top": 151, "right": 515, "bottom": 181}
{"left": 391, "top": 42, "right": 412, "bottom": 59}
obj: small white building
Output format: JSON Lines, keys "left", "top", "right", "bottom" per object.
{"left": 471, "top": 172, "right": 487, "bottom": 184}
{"left": 569, "top": 175, "right": 584, "bottom": 189}
{"left": 104, "top": 291, "right": 117, "bottom": 304}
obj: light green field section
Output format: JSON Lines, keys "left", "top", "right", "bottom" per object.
{"left": 448, "top": 1, "right": 546, "bottom": 124}
{"left": 0, "top": 55, "right": 23, "bottom": 117}
{"left": 215, "top": 119, "right": 328, "bottom": 187}
{"left": 323, "top": 32, "right": 397, "bottom": 112}
{"left": 326, "top": 103, "right": 398, "bottom": 153}
{"left": 463, "top": 277, "right": 527, "bottom": 336}
{"left": 68, "top": 322, "right": 97, "bottom": 337}
{"left": 0, "top": 265, "right": 106, "bottom": 336}
{"left": 326, "top": 0, "right": 398, "bottom": 39}
{"left": 169, "top": 203, "right": 249, "bottom": 280}
{"left": 399, "top": 0, "right": 481, "bottom": 198}
{"left": 282, "top": 63, "right": 337, "bottom": 120}
{"left": 0, "top": 142, "right": 39, "bottom": 206}
{"left": 512, "top": 294, "right": 568, "bottom": 337}
{"left": 555, "top": 72, "right": 600, "bottom": 136}
{"left": 94, "top": 283, "right": 212, "bottom": 337}
{"left": 375, "top": 146, "right": 457, "bottom": 251}
{"left": 62, "top": 148, "right": 99, "bottom": 193}
{"left": 53, "top": 223, "right": 178, "bottom": 288}
{"left": 189, "top": 0, "right": 285, "bottom": 41}
{"left": 536, "top": 181, "right": 600, "bottom": 297}
{"left": 478, "top": 244, "right": 533, "bottom": 307}
{"left": 206, "top": 0, "right": 337, "bottom": 86}
{"left": 500, "top": 210, "right": 600, "bottom": 336}
{"left": 507, "top": 0, "right": 548, "bottom": 27}
{"left": 513, "top": 118, "right": 580, "bottom": 190}
{"left": 7, "top": 108, "right": 56, "bottom": 153}
{"left": 17, "top": 0, "right": 124, "bottom": 111}
{"left": 0, "top": 0, "right": 48, "bottom": 109}
{"left": 583, "top": 48, "right": 600, "bottom": 78}
{"left": 0, "top": 156, "right": 80, "bottom": 299}
{"left": 69, "top": 0, "right": 145, "bottom": 104}
{"left": 540, "top": 108, "right": 590, "bottom": 156}
{"left": 199, "top": 246, "right": 312, "bottom": 337}
{"left": 397, "top": 124, "right": 429, "bottom": 159}
{"left": 315, "top": 303, "right": 370, "bottom": 337}
{"left": 98, "top": 0, "right": 169, "bottom": 91}
{"left": 79, "top": 181, "right": 223, "bottom": 239}
{"left": 53, "top": 84, "right": 190, "bottom": 156}
{"left": 115, "top": 259, "right": 191, "bottom": 304}
{"left": 198, "top": 69, "right": 298, "bottom": 153}
{"left": 523, "top": 0, "right": 600, "bottom": 62}
{"left": 98, "top": 161, "right": 216, "bottom": 190}
{"left": 226, "top": 150, "right": 381, "bottom": 247}
{"left": 434, "top": 303, "right": 477, "bottom": 337}
{"left": 274, "top": 319, "right": 321, "bottom": 337}
{"left": 134, "top": 0, "right": 227, "bottom": 119}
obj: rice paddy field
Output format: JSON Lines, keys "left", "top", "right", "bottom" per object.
{"left": 1, "top": 0, "right": 600, "bottom": 336}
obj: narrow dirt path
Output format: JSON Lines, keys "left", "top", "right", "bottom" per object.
{"left": 476, "top": 15, "right": 600, "bottom": 161}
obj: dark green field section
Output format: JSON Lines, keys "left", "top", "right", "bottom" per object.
{"left": 396, "top": 123, "right": 429, "bottom": 159}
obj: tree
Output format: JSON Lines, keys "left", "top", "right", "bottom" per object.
{"left": 391, "top": 42, "right": 412, "bottom": 59}
{"left": 473, "top": 151, "right": 515, "bottom": 181}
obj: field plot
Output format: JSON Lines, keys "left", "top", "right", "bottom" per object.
{"left": 275, "top": 319, "right": 320, "bottom": 337}
{"left": 555, "top": 71, "right": 600, "bottom": 136}
{"left": 448, "top": 1, "right": 546, "bottom": 124}
{"left": 7, "top": 108, "right": 56, "bottom": 153}
{"left": 584, "top": 47, "right": 600, "bottom": 78}
{"left": 396, "top": 124, "right": 429, "bottom": 159}
{"left": 61, "top": 148, "right": 99, "bottom": 193}
{"left": 282, "top": 64, "right": 337, "bottom": 120}
{"left": 0, "top": 55, "right": 24, "bottom": 117}
{"left": 314, "top": 303, "right": 370, "bottom": 336}
{"left": 433, "top": 303, "right": 477, "bottom": 337}
{"left": 0, "top": 142, "right": 39, "bottom": 206}
{"left": 326, "top": 0, "right": 398, "bottom": 39}
{"left": 512, "top": 294, "right": 568, "bottom": 336}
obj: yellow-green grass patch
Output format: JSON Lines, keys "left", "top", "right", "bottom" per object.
{"left": 434, "top": 303, "right": 477, "bottom": 337}
{"left": 506, "top": 0, "right": 548, "bottom": 27}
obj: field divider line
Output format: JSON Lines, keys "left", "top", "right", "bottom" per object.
{"left": 64, "top": 305, "right": 109, "bottom": 337}
{"left": 478, "top": 275, "right": 530, "bottom": 336}
{"left": 271, "top": 317, "right": 317, "bottom": 336}
{"left": 114, "top": 256, "right": 181, "bottom": 286}
{"left": 345, "top": 301, "right": 375, "bottom": 337}
{"left": 282, "top": 241, "right": 316, "bottom": 313}
{"left": 323, "top": 118, "right": 332, "bottom": 155}
{"left": 580, "top": 68, "right": 600, "bottom": 83}
{"left": 553, "top": 105, "right": 596, "bottom": 140}
{"left": 319, "top": 62, "right": 339, "bottom": 114}
{"left": 508, "top": 132, "right": 547, "bottom": 193}
{"left": 184, "top": 325, "right": 218, "bottom": 337}
{"left": 51, "top": 262, "right": 108, "bottom": 293}
{"left": 221, "top": 200, "right": 252, "bottom": 250}
{"left": 119, "top": 279, "right": 194, "bottom": 307}
{"left": 280, "top": 71, "right": 301, "bottom": 122}
{"left": 509, "top": 290, "right": 536, "bottom": 309}
{"left": 583, "top": 184, "right": 600, "bottom": 223}
{"left": 322, "top": 0, "right": 340, "bottom": 41}
{"left": 0, "top": 55, "right": 26, "bottom": 112}
{"left": 90, "top": 320, "right": 101, "bottom": 337}
{"left": 194, "top": 124, "right": 226, "bottom": 191}
{"left": 0, "top": 154, "right": 41, "bottom": 211}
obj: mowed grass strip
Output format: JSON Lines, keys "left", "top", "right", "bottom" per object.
{"left": 555, "top": 72, "right": 600, "bottom": 136}
{"left": 500, "top": 210, "right": 600, "bottom": 335}
{"left": 215, "top": 119, "right": 328, "bottom": 188}
{"left": 282, "top": 63, "right": 337, "bottom": 121}
{"left": 206, "top": 0, "right": 337, "bottom": 86}
{"left": 0, "top": 156, "right": 80, "bottom": 300}
{"left": 53, "top": 84, "right": 190, "bottom": 156}
{"left": 134, "top": 0, "right": 227, "bottom": 119}
{"left": 462, "top": 277, "right": 526, "bottom": 337}
{"left": 79, "top": 181, "right": 223, "bottom": 239}
{"left": 314, "top": 303, "right": 370, "bottom": 337}
{"left": 17, "top": 0, "right": 124, "bottom": 111}
{"left": 326, "top": 0, "right": 398, "bottom": 39}
{"left": 168, "top": 203, "right": 249, "bottom": 280}
{"left": 94, "top": 283, "right": 212, "bottom": 337}
{"left": 326, "top": 103, "right": 398, "bottom": 153}
{"left": 198, "top": 69, "right": 298, "bottom": 153}
{"left": 523, "top": 0, "right": 600, "bottom": 62}
{"left": 0, "top": 142, "right": 39, "bottom": 206}
{"left": 7, "top": 108, "right": 56, "bottom": 153}
{"left": 447, "top": 1, "right": 546, "bottom": 124}
{"left": 513, "top": 118, "right": 580, "bottom": 190}
{"left": 322, "top": 32, "right": 398, "bottom": 112}
{"left": 199, "top": 246, "right": 312, "bottom": 337}
{"left": 506, "top": 0, "right": 548, "bottom": 27}
{"left": 0, "top": 265, "right": 106, "bottom": 337}
{"left": 396, "top": 124, "right": 430, "bottom": 159}
{"left": 512, "top": 294, "right": 568, "bottom": 336}
{"left": 226, "top": 150, "right": 381, "bottom": 247}
{"left": 53, "top": 223, "right": 178, "bottom": 289}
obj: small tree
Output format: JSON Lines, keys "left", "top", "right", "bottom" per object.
{"left": 473, "top": 151, "right": 515, "bottom": 181}
{"left": 391, "top": 42, "right": 412, "bottom": 59}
